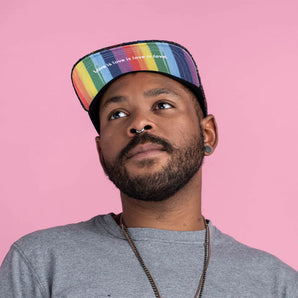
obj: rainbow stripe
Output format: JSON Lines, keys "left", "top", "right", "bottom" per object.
{"left": 71, "top": 40, "right": 204, "bottom": 112}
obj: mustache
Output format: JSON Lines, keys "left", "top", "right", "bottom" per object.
{"left": 118, "top": 133, "right": 174, "bottom": 162}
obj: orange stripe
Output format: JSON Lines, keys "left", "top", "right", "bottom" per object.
{"left": 72, "top": 69, "right": 92, "bottom": 110}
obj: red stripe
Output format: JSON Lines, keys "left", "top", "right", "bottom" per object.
{"left": 123, "top": 45, "right": 146, "bottom": 71}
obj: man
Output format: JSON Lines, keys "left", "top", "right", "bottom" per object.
{"left": 0, "top": 40, "right": 297, "bottom": 297}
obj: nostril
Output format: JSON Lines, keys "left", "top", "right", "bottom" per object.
{"left": 130, "top": 125, "right": 152, "bottom": 134}
{"left": 144, "top": 125, "right": 152, "bottom": 130}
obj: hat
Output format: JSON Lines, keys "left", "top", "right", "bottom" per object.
{"left": 71, "top": 40, "right": 207, "bottom": 134}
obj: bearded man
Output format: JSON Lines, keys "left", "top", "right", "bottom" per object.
{"left": 0, "top": 40, "right": 297, "bottom": 297}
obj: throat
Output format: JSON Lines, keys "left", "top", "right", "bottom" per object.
{"left": 113, "top": 210, "right": 205, "bottom": 231}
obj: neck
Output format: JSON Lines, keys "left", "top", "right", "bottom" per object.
{"left": 118, "top": 170, "right": 205, "bottom": 231}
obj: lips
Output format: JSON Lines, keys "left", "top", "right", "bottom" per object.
{"left": 126, "top": 143, "right": 165, "bottom": 159}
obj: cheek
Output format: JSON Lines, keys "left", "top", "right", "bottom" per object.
{"left": 182, "top": 108, "right": 201, "bottom": 136}
{"left": 99, "top": 135, "right": 120, "bottom": 163}
{"left": 164, "top": 111, "right": 200, "bottom": 142}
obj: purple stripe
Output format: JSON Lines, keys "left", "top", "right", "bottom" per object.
{"left": 111, "top": 47, "right": 134, "bottom": 73}
{"left": 183, "top": 52, "right": 200, "bottom": 87}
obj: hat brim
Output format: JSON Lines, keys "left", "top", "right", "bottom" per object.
{"left": 71, "top": 40, "right": 208, "bottom": 134}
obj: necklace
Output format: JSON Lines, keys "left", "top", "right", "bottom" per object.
{"left": 120, "top": 215, "right": 211, "bottom": 298}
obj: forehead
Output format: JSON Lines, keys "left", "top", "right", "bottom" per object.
{"left": 99, "top": 72, "right": 194, "bottom": 107}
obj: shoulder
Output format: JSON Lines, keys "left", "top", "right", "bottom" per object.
{"left": 0, "top": 214, "right": 116, "bottom": 297}
{"left": 11, "top": 214, "right": 112, "bottom": 259}
{"left": 211, "top": 225, "right": 298, "bottom": 294}
{"left": 212, "top": 225, "right": 296, "bottom": 270}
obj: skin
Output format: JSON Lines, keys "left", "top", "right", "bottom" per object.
{"left": 95, "top": 72, "right": 218, "bottom": 231}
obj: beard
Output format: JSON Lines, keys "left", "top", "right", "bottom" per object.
{"left": 101, "top": 130, "right": 205, "bottom": 202}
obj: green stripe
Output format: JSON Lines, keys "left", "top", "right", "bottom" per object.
{"left": 147, "top": 43, "right": 169, "bottom": 73}
{"left": 82, "top": 57, "right": 106, "bottom": 91}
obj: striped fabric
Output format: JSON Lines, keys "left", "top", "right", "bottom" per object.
{"left": 71, "top": 40, "right": 205, "bottom": 113}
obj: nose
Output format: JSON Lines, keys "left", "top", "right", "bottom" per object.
{"left": 130, "top": 125, "right": 152, "bottom": 134}
{"left": 126, "top": 112, "right": 155, "bottom": 137}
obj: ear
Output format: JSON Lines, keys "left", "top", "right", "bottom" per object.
{"left": 200, "top": 114, "right": 218, "bottom": 156}
{"left": 95, "top": 136, "right": 105, "bottom": 166}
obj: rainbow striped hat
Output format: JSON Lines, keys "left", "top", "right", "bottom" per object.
{"left": 71, "top": 40, "right": 207, "bottom": 133}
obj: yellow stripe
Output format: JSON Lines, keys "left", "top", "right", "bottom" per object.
{"left": 76, "top": 61, "right": 98, "bottom": 101}
{"left": 139, "top": 43, "right": 158, "bottom": 71}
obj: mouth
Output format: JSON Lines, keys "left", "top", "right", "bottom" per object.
{"left": 126, "top": 143, "right": 166, "bottom": 160}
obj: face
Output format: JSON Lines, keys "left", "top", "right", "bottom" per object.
{"left": 96, "top": 72, "right": 206, "bottom": 201}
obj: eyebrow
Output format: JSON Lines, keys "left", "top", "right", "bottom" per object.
{"left": 101, "top": 88, "right": 179, "bottom": 111}
{"left": 101, "top": 96, "right": 127, "bottom": 111}
{"left": 143, "top": 88, "right": 179, "bottom": 97}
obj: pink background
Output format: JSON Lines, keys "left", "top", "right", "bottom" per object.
{"left": 1, "top": 0, "right": 297, "bottom": 270}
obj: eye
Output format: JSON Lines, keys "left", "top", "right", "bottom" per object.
{"left": 109, "top": 110, "right": 128, "bottom": 120}
{"left": 154, "top": 102, "right": 173, "bottom": 110}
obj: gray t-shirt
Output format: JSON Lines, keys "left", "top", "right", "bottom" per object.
{"left": 0, "top": 214, "right": 297, "bottom": 297}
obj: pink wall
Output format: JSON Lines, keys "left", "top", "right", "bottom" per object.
{"left": 1, "top": 0, "right": 297, "bottom": 270}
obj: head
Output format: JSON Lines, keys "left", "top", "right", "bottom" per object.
{"left": 71, "top": 40, "right": 218, "bottom": 201}
{"left": 94, "top": 72, "right": 217, "bottom": 201}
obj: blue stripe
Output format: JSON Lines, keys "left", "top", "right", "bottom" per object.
{"left": 158, "top": 43, "right": 180, "bottom": 77}
{"left": 101, "top": 50, "right": 123, "bottom": 78}
{"left": 90, "top": 53, "right": 113, "bottom": 83}
{"left": 169, "top": 44, "right": 194, "bottom": 84}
